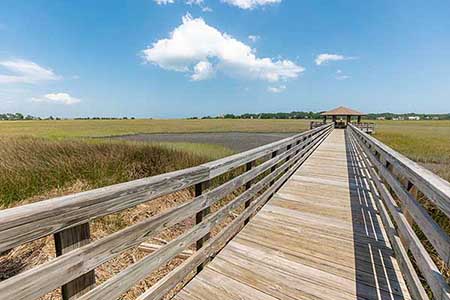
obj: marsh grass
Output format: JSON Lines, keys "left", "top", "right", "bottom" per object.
{"left": 375, "top": 121, "right": 450, "bottom": 291}
{"left": 0, "top": 136, "right": 232, "bottom": 208}
{"left": 0, "top": 119, "right": 310, "bottom": 139}
{"left": 374, "top": 120, "right": 450, "bottom": 180}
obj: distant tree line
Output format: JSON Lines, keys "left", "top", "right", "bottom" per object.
{"left": 190, "top": 111, "right": 450, "bottom": 121}
{"left": 365, "top": 113, "right": 450, "bottom": 120}
{"left": 191, "top": 111, "right": 323, "bottom": 120}
{"left": 0, "top": 113, "right": 39, "bottom": 120}
{"left": 0, "top": 113, "right": 138, "bottom": 121}
{"left": 2, "top": 111, "right": 450, "bottom": 121}
{"left": 74, "top": 117, "right": 137, "bottom": 120}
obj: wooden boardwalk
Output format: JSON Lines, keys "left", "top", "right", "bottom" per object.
{"left": 175, "top": 129, "right": 411, "bottom": 300}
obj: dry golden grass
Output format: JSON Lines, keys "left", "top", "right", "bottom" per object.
{"left": 0, "top": 119, "right": 311, "bottom": 139}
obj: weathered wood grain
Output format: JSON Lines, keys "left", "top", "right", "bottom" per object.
{"left": 348, "top": 132, "right": 428, "bottom": 300}
{"left": 350, "top": 124, "right": 450, "bottom": 219}
{"left": 54, "top": 223, "right": 96, "bottom": 300}
{"left": 350, "top": 125, "right": 450, "bottom": 264}
{"left": 351, "top": 127, "right": 450, "bottom": 300}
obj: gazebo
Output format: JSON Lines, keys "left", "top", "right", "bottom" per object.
{"left": 321, "top": 106, "right": 365, "bottom": 128}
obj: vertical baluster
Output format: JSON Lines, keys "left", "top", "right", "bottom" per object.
{"left": 286, "top": 144, "right": 292, "bottom": 159}
{"left": 195, "top": 180, "right": 210, "bottom": 273}
{"left": 295, "top": 140, "right": 301, "bottom": 155}
{"left": 244, "top": 160, "right": 255, "bottom": 225}
{"left": 54, "top": 223, "right": 95, "bottom": 300}
{"left": 403, "top": 180, "right": 417, "bottom": 229}
{"left": 270, "top": 150, "right": 278, "bottom": 186}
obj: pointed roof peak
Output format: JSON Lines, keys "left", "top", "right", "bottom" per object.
{"left": 321, "top": 106, "right": 365, "bottom": 116}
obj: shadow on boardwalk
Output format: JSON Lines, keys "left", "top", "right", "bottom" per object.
{"left": 345, "top": 130, "right": 407, "bottom": 300}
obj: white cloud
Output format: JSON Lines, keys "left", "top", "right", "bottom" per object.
{"left": 315, "top": 53, "right": 355, "bottom": 65}
{"left": 267, "top": 85, "right": 286, "bottom": 93}
{"left": 0, "top": 59, "right": 61, "bottom": 84}
{"left": 31, "top": 93, "right": 81, "bottom": 105}
{"left": 222, "top": 0, "right": 281, "bottom": 9}
{"left": 192, "top": 61, "right": 214, "bottom": 80}
{"left": 248, "top": 35, "right": 260, "bottom": 42}
{"left": 142, "top": 14, "right": 303, "bottom": 82}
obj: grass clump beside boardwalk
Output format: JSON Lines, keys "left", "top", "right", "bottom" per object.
{"left": 0, "top": 137, "right": 233, "bottom": 208}
{"left": 0, "top": 119, "right": 310, "bottom": 139}
{"left": 374, "top": 120, "right": 450, "bottom": 182}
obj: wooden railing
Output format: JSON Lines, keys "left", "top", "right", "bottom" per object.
{"left": 0, "top": 123, "right": 332, "bottom": 300}
{"left": 310, "top": 121, "right": 325, "bottom": 129}
{"left": 354, "top": 122, "right": 375, "bottom": 134}
{"left": 349, "top": 124, "right": 450, "bottom": 300}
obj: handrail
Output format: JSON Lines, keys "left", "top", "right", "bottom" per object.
{"left": 0, "top": 123, "right": 329, "bottom": 253}
{"left": 348, "top": 124, "right": 450, "bottom": 300}
{"left": 0, "top": 123, "right": 332, "bottom": 300}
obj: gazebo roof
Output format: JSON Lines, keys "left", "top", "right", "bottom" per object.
{"left": 321, "top": 106, "right": 365, "bottom": 116}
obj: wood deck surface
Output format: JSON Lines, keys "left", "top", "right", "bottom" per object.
{"left": 175, "top": 129, "right": 411, "bottom": 300}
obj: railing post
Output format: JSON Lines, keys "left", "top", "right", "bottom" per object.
{"left": 195, "top": 180, "right": 210, "bottom": 273}
{"left": 285, "top": 144, "right": 292, "bottom": 162}
{"left": 402, "top": 179, "right": 416, "bottom": 231}
{"left": 270, "top": 150, "right": 278, "bottom": 187}
{"left": 244, "top": 160, "right": 255, "bottom": 225}
{"left": 54, "top": 223, "right": 95, "bottom": 300}
{"left": 295, "top": 140, "right": 301, "bottom": 155}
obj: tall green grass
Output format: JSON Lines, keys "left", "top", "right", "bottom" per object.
{"left": 0, "top": 137, "right": 233, "bottom": 208}
{"left": 374, "top": 121, "right": 450, "bottom": 181}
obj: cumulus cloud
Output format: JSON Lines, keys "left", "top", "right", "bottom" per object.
{"left": 267, "top": 85, "right": 286, "bottom": 93}
{"left": 142, "top": 14, "right": 303, "bottom": 82}
{"left": 0, "top": 59, "right": 61, "bottom": 84}
{"left": 192, "top": 61, "right": 214, "bottom": 80}
{"left": 31, "top": 93, "right": 81, "bottom": 105}
{"left": 315, "top": 53, "right": 356, "bottom": 65}
{"left": 222, "top": 0, "right": 281, "bottom": 9}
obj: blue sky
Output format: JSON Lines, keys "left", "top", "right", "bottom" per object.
{"left": 0, "top": 0, "right": 449, "bottom": 118}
